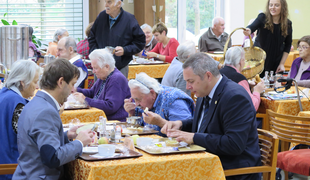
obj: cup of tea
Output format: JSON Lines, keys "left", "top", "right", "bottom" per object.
{"left": 98, "top": 144, "right": 116, "bottom": 157}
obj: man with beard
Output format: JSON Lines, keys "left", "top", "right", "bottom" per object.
{"left": 13, "top": 59, "right": 93, "bottom": 180}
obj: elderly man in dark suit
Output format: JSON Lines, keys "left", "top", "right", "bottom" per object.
{"left": 88, "top": 0, "right": 145, "bottom": 78}
{"left": 161, "top": 53, "right": 261, "bottom": 180}
{"left": 13, "top": 59, "right": 93, "bottom": 180}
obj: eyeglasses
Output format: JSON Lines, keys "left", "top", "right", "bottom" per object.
{"left": 297, "top": 46, "right": 310, "bottom": 50}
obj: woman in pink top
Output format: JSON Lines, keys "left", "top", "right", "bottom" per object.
{"left": 146, "top": 22, "right": 179, "bottom": 63}
{"left": 219, "top": 47, "right": 265, "bottom": 111}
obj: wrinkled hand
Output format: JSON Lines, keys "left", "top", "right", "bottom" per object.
{"left": 67, "top": 125, "right": 84, "bottom": 140}
{"left": 76, "top": 129, "right": 94, "bottom": 147}
{"left": 145, "top": 52, "right": 157, "bottom": 58}
{"left": 243, "top": 28, "right": 251, "bottom": 36}
{"left": 161, "top": 120, "right": 183, "bottom": 135}
{"left": 276, "top": 64, "right": 285, "bottom": 73}
{"left": 124, "top": 98, "right": 136, "bottom": 116}
{"left": 253, "top": 81, "right": 266, "bottom": 94}
{"left": 142, "top": 111, "right": 167, "bottom": 128}
{"left": 73, "top": 92, "right": 85, "bottom": 103}
{"left": 59, "top": 105, "right": 65, "bottom": 115}
{"left": 115, "top": 46, "right": 124, "bottom": 56}
{"left": 167, "top": 129, "right": 195, "bottom": 144}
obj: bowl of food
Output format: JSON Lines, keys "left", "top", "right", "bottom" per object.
{"left": 165, "top": 138, "right": 179, "bottom": 147}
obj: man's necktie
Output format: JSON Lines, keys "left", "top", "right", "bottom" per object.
{"left": 198, "top": 96, "right": 210, "bottom": 133}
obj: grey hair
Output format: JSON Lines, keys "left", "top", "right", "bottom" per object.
{"left": 224, "top": 46, "right": 245, "bottom": 67}
{"left": 5, "top": 60, "right": 40, "bottom": 91}
{"left": 177, "top": 41, "right": 196, "bottom": 63}
{"left": 183, "top": 52, "right": 220, "bottom": 79}
{"left": 62, "top": 37, "right": 77, "bottom": 53}
{"left": 140, "top": 23, "right": 152, "bottom": 31}
{"left": 212, "top": 17, "right": 224, "bottom": 28}
{"left": 89, "top": 49, "right": 115, "bottom": 70}
{"left": 128, "top": 72, "right": 161, "bottom": 94}
{"left": 53, "top": 28, "right": 68, "bottom": 42}
{"left": 115, "top": 0, "right": 124, "bottom": 7}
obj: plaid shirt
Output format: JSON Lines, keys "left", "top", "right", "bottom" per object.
{"left": 77, "top": 38, "right": 89, "bottom": 59}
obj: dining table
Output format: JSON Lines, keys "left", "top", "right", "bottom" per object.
{"left": 128, "top": 63, "right": 170, "bottom": 80}
{"left": 60, "top": 107, "right": 106, "bottom": 124}
{"left": 67, "top": 135, "right": 225, "bottom": 180}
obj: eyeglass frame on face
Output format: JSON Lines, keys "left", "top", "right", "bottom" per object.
{"left": 297, "top": 46, "right": 310, "bottom": 51}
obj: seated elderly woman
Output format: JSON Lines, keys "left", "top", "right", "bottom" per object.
{"left": 73, "top": 49, "right": 131, "bottom": 121}
{"left": 219, "top": 46, "right": 265, "bottom": 111}
{"left": 47, "top": 28, "right": 69, "bottom": 57}
{"left": 146, "top": 22, "right": 179, "bottom": 63}
{"left": 0, "top": 60, "right": 40, "bottom": 179}
{"left": 137, "top": 23, "right": 158, "bottom": 58}
{"left": 288, "top": 35, "right": 310, "bottom": 87}
{"left": 124, "top": 72, "right": 194, "bottom": 135}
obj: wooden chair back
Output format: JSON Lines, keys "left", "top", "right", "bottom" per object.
{"left": 0, "top": 164, "right": 18, "bottom": 175}
{"left": 267, "top": 109, "right": 310, "bottom": 151}
{"left": 224, "top": 129, "right": 279, "bottom": 180}
{"left": 84, "top": 75, "right": 94, "bottom": 89}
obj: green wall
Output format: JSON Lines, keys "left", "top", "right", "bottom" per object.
{"left": 244, "top": 0, "right": 310, "bottom": 40}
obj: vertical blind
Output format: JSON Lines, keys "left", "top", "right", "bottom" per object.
{"left": 0, "top": 0, "right": 83, "bottom": 46}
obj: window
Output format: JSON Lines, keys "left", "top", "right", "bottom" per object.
{"left": 165, "top": 0, "right": 215, "bottom": 45}
{"left": 0, "top": 0, "right": 84, "bottom": 47}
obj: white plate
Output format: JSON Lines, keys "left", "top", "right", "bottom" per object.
{"left": 212, "top": 51, "right": 223, "bottom": 54}
{"left": 83, "top": 147, "right": 98, "bottom": 154}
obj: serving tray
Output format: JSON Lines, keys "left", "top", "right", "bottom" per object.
{"left": 79, "top": 148, "right": 142, "bottom": 161}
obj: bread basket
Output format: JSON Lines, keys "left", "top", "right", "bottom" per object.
{"left": 220, "top": 27, "right": 266, "bottom": 79}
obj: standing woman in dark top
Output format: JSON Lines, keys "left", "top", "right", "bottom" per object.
{"left": 244, "top": 0, "right": 292, "bottom": 76}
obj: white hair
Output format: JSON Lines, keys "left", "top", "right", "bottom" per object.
{"left": 177, "top": 41, "right": 196, "bottom": 63}
{"left": 115, "top": 0, "right": 124, "bottom": 7}
{"left": 53, "top": 28, "right": 68, "bottom": 42}
{"left": 224, "top": 46, "right": 245, "bottom": 67}
{"left": 128, "top": 72, "right": 161, "bottom": 94}
{"left": 89, "top": 49, "right": 115, "bottom": 70}
{"left": 212, "top": 17, "right": 224, "bottom": 28}
{"left": 140, "top": 23, "right": 152, "bottom": 31}
{"left": 62, "top": 37, "right": 77, "bottom": 52}
{"left": 5, "top": 60, "right": 40, "bottom": 91}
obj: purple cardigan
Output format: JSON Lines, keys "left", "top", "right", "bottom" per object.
{"left": 77, "top": 68, "right": 130, "bottom": 121}
{"left": 289, "top": 57, "right": 310, "bottom": 80}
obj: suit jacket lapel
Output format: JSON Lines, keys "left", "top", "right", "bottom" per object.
{"left": 198, "top": 76, "right": 228, "bottom": 133}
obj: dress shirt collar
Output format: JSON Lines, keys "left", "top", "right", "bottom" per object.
{"left": 109, "top": 12, "right": 121, "bottom": 27}
{"left": 9, "top": 86, "right": 23, "bottom": 98}
{"left": 41, "top": 90, "right": 61, "bottom": 111}
{"left": 208, "top": 75, "right": 223, "bottom": 100}
{"left": 69, "top": 54, "right": 82, "bottom": 64}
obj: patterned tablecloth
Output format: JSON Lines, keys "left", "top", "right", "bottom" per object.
{"left": 60, "top": 107, "right": 106, "bottom": 124}
{"left": 128, "top": 63, "right": 170, "bottom": 80}
{"left": 260, "top": 97, "right": 310, "bottom": 116}
{"left": 67, "top": 135, "right": 225, "bottom": 180}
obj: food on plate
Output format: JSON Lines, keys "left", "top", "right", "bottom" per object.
{"left": 166, "top": 139, "right": 179, "bottom": 147}
{"left": 286, "top": 89, "right": 295, "bottom": 94}
{"left": 126, "top": 127, "right": 144, "bottom": 132}
{"left": 254, "top": 74, "right": 261, "bottom": 84}
{"left": 76, "top": 124, "right": 94, "bottom": 134}
{"left": 98, "top": 137, "right": 109, "bottom": 144}
{"left": 131, "top": 135, "right": 140, "bottom": 145}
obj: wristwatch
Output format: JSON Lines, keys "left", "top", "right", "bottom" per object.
{"left": 157, "top": 54, "right": 159, "bottom": 58}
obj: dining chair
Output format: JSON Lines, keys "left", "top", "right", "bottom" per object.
{"left": 267, "top": 109, "right": 310, "bottom": 180}
{"left": 0, "top": 164, "right": 18, "bottom": 175}
{"left": 84, "top": 75, "right": 94, "bottom": 89}
{"left": 224, "top": 128, "right": 279, "bottom": 180}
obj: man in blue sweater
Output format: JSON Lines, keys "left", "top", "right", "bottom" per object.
{"left": 88, "top": 0, "right": 145, "bottom": 78}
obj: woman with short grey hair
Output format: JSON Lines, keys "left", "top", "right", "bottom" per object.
{"left": 124, "top": 72, "right": 194, "bottom": 136}
{"left": 220, "top": 46, "right": 265, "bottom": 111}
{"left": 74, "top": 49, "right": 131, "bottom": 121}
{"left": 0, "top": 60, "right": 40, "bottom": 176}
{"left": 47, "top": 28, "right": 69, "bottom": 57}
{"left": 138, "top": 23, "right": 158, "bottom": 58}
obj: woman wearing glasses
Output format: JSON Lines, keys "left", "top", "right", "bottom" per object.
{"left": 288, "top": 36, "right": 310, "bottom": 87}
{"left": 243, "top": 0, "right": 292, "bottom": 77}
